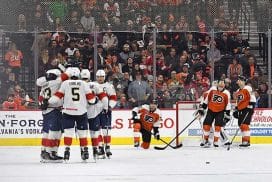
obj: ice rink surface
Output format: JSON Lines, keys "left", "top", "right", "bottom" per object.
{"left": 1, "top": 143, "right": 272, "bottom": 182}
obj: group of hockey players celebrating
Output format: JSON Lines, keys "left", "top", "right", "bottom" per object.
{"left": 37, "top": 66, "right": 117, "bottom": 163}
{"left": 37, "top": 65, "right": 255, "bottom": 162}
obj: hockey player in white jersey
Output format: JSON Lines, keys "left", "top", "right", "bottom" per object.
{"left": 48, "top": 67, "right": 96, "bottom": 161}
{"left": 80, "top": 69, "right": 100, "bottom": 160}
{"left": 90, "top": 69, "right": 117, "bottom": 159}
{"left": 37, "top": 69, "right": 66, "bottom": 162}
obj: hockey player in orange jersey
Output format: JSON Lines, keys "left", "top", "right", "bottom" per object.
{"left": 132, "top": 99, "right": 162, "bottom": 149}
{"left": 233, "top": 75, "right": 256, "bottom": 147}
{"left": 197, "top": 80, "right": 231, "bottom": 147}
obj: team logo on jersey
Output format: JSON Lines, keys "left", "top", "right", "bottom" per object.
{"left": 212, "top": 94, "right": 223, "bottom": 103}
{"left": 237, "top": 94, "right": 244, "bottom": 102}
{"left": 144, "top": 115, "right": 154, "bottom": 123}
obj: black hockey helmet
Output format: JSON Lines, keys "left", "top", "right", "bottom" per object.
{"left": 238, "top": 75, "right": 247, "bottom": 82}
{"left": 150, "top": 99, "right": 158, "bottom": 106}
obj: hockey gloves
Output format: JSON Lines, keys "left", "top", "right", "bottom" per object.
{"left": 40, "top": 99, "right": 49, "bottom": 110}
{"left": 153, "top": 127, "right": 160, "bottom": 140}
{"left": 196, "top": 103, "right": 207, "bottom": 116}
{"left": 223, "top": 110, "right": 231, "bottom": 123}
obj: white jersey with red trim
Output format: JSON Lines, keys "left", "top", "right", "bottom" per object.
{"left": 86, "top": 81, "right": 104, "bottom": 119}
{"left": 49, "top": 80, "right": 96, "bottom": 115}
{"left": 95, "top": 81, "right": 117, "bottom": 110}
{"left": 38, "top": 78, "right": 63, "bottom": 114}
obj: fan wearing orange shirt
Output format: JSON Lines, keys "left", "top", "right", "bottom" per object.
{"left": 233, "top": 75, "right": 256, "bottom": 147}
{"left": 197, "top": 80, "right": 231, "bottom": 147}
{"left": 132, "top": 99, "right": 162, "bottom": 149}
{"left": 2, "top": 94, "right": 19, "bottom": 110}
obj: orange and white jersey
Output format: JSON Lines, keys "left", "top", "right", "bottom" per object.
{"left": 49, "top": 80, "right": 96, "bottom": 115}
{"left": 204, "top": 89, "right": 231, "bottom": 112}
{"left": 134, "top": 105, "right": 162, "bottom": 131}
{"left": 95, "top": 82, "right": 117, "bottom": 110}
{"left": 199, "top": 85, "right": 217, "bottom": 106}
{"left": 236, "top": 85, "right": 256, "bottom": 110}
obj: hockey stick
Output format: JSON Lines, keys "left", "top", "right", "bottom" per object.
{"left": 227, "top": 111, "right": 249, "bottom": 151}
{"left": 151, "top": 132, "right": 181, "bottom": 149}
{"left": 154, "top": 114, "right": 200, "bottom": 150}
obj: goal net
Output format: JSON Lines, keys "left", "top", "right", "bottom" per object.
{"left": 175, "top": 101, "right": 203, "bottom": 146}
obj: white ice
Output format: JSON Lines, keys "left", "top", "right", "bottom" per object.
{"left": 1, "top": 143, "right": 272, "bottom": 182}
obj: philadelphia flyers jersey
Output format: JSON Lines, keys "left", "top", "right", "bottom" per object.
{"left": 204, "top": 89, "right": 231, "bottom": 112}
{"left": 138, "top": 105, "right": 162, "bottom": 131}
{"left": 236, "top": 85, "right": 256, "bottom": 110}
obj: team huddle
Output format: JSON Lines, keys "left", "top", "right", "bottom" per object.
{"left": 37, "top": 67, "right": 117, "bottom": 162}
{"left": 37, "top": 67, "right": 255, "bottom": 162}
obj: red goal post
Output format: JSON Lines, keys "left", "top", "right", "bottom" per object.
{"left": 175, "top": 101, "right": 201, "bottom": 146}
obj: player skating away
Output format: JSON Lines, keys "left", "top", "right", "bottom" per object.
{"left": 233, "top": 75, "right": 256, "bottom": 147}
{"left": 48, "top": 67, "right": 96, "bottom": 162}
{"left": 197, "top": 80, "right": 231, "bottom": 147}
{"left": 37, "top": 69, "right": 67, "bottom": 162}
{"left": 132, "top": 99, "right": 162, "bottom": 149}
{"left": 198, "top": 81, "right": 231, "bottom": 147}
{"left": 91, "top": 69, "right": 117, "bottom": 159}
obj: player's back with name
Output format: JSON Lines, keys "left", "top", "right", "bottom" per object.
{"left": 59, "top": 79, "right": 93, "bottom": 115}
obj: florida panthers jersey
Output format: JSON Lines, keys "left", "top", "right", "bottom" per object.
{"left": 85, "top": 81, "right": 103, "bottom": 119}
{"left": 49, "top": 80, "right": 96, "bottom": 115}
{"left": 95, "top": 81, "right": 117, "bottom": 110}
{"left": 38, "top": 78, "right": 63, "bottom": 114}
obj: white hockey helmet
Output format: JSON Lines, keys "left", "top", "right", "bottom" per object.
{"left": 46, "top": 69, "right": 61, "bottom": 77}
{"left": 80, "top": 69, "right": 90, "bottom": 80}
{"left": 68, "top": 67, "right": 80, "bottom": 78}
{"left": 96, "top": 69, "right": 106, "bottom": 77}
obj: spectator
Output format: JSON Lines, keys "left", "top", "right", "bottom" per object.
{"left": 18, "top": 14, "right": 27, "bottom": 32}
{"left": 227, "top": 57, "right": 243, "bottom": 81}
{"left": 165, "top": 47, "right": 179, "bottom": 71}
{"left": 122, "top": 57, "right": 134, "bottom": 74}
{"left": 80, "top": 9, "right": 95, "bottom": 32}
{"left": 128, "top": 71, "right": 151, "bottom": 107}
{"left": 5, "top": 42, "right": 23, "bottom": 81}
{"left": 102, "top": 25, "right": 118, "bottom": 52}
{"left": 255, "top": 89, "right": 268, "bottom": 108}
{"left": 65, "top": 39, "right": 79, "bottom": 57}
{"left": 119, "top": 43, "right": 135, "bottom": 64}
{"left": 115, "top": 93, "right": 130, "bottom": 109}
{"left": 2, "top": 94, "right": 19, "bottom": 110}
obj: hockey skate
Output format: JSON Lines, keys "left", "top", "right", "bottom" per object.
{"left": 92, "top": 147, "right": 98, "bottom": 161}
{"left": 97, "top": 146, "right": 106, "bottom": 159}
{"left": 239, "top": 141, "right": 250, "bottom": 148}
{"left": 213, "top": 141, "right": 219, "bottom": 147}
{"left": 81, "top": 147, "right": 89, "bottom": 161}
{"left": 40, "top": 150, "right": 50, "bottom": 163}
{"left": 134, "top": 141, "right": 140, "bottom": 148}
{"left": 48, "top": 151, "right": 63, "bottom": 163}
{"left": 105, "top": 145, "right": 112, "bottom": 158}
{"left": 64, "top": 147, "right": 70, "bottom": 161}
{"left": 202, "top": 140, "right": 211, "bottom": 148}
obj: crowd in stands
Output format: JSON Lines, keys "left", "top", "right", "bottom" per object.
{"left": 0, "top": 0, "right": 269, "bottom": 109}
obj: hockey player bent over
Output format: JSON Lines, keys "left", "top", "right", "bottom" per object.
{"left": 197, "top": 80, "right": 231, "bottom": 147}
{"left": 48, "top": 67, "right": 96, "bottom": 161}
{"left": 233, "top": 75, "right": 256, "bottom": 147}
{"left": 37, "top": 69, "right": 68, "bottom": 162}
{"left": 132, "top": 99, "right": 162, "bottom": 149}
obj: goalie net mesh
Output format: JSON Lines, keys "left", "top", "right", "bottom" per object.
{"left": 175, "top": 101, "right": 202, "bottom": 146}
